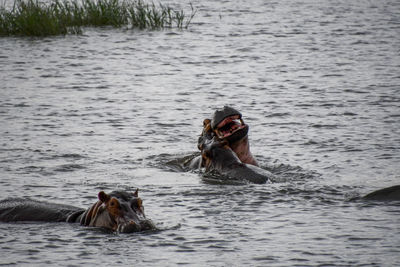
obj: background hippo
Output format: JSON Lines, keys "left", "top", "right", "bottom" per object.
{"left": 362, "top": 185, "right": 400, "bottom": 201}
{"left": 0, "top": 190, "right": 155, "bottom": 233}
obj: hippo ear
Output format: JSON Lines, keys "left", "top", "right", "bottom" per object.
{"left": 203, "top": 118, "right": 211, "bottom": 127}
{"left": 98, "top": 191, "right": 110, "bottom": 203}
{"left": 203, "top": 119, "right": 212, "bottom": 134}
{"left": 133, "top": 189, "right": 139, "bottom": 197}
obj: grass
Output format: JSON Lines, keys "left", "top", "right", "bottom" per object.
{"left": 0, "top": 0, "right": 196, "bottom": 36}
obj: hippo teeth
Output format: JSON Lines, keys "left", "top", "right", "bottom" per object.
{"left": 218, "top": 118, "right": 243, "bottom": 138}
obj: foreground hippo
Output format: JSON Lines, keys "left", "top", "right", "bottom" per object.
{"left": 0, "top": 190, "right": 155, "bottom": 233}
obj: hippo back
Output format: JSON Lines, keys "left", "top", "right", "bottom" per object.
{"left": 0, "top": 198, "right": 84, "bottom": 222}
{"left": 363, "top": 185, "right": 400, "bottom": 201}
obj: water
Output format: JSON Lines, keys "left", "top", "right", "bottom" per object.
{"left": 1, "top": 0, "right": 399, "bottom": 266}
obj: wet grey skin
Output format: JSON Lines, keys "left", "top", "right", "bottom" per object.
{"left": 211, "top": 106, "right": 242, "bottom": 130}
{"left": 0, "top": 190, "right": 155, "bottom": 233}
{"left": 201, "top": 137, "right": 274, "bottom": 184}
{"left": 362, "top": 185, "right": 400, "bottom": 201}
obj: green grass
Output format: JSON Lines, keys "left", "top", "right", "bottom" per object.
{"left": 0, "top": 0, "right": 196, "bottom": 36}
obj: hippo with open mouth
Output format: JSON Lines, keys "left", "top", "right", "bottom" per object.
{"left": 209, "top": 106, "right": 258, "bottom": 166}
{"left": 184, "top": 106, "right": 275, "bottom": 184}
{"left": 0, "top": 190, "right": 155, "bottom": 233}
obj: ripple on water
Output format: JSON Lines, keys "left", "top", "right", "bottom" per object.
{"left": 1, "top": 0, "right": 400, "bottom": 266}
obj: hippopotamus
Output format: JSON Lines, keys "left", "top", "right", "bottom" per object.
{"left": 0, "top": 190, "right": 155, "bottom": 233}
{"left": 188, "top": 106, "right": 258, "bottom": 169}
{"left": 209, "top": 106, "right": 258, "bottom": 166}
{"left": 199, "top": 135, "right": 274, "bottom": 184}
{"left": 183, "top": 106, "right": 274, "bottom": 183}
{"left": 362, "top": 185, "right": 400, "bottom": 201}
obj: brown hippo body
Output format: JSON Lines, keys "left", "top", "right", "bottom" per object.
{"left": 0, "top": 190, "right": 155, "bottom": 233}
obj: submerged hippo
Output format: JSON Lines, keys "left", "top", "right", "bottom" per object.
{"left": 362, "top": 185, "right": 400, "bottom": 201}
{"left": 0, "top": 190, "right": 155, "bottom": 233}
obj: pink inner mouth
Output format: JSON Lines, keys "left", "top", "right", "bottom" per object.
{"left": 216, "top": 115, "right": 245, "bottom": 138}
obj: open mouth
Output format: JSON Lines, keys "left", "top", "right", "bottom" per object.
{"left": 214, "top": 115, "right": 247, "bottom": 140}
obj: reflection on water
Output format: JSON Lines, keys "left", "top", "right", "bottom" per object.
{"left": 0, "top": 0, "right": 399, "bottom": 266}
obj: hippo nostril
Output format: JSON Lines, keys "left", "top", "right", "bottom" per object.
{"left": 141, "top": 220, "right": 155, "bottom": 231}
{"left": 118, "top": 221, "right": 140, "bottom": 233}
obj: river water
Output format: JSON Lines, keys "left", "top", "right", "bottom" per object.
{"left": 0, "top": 0, "right": 399, "bottom": 266}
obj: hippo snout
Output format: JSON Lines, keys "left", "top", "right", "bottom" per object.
{"left": 118, "top": 221, "right": 141, "bottom": 233}
{"left": 139, "top": 220, "right": 156, "bottom": 231}
{"left": 117, "top": 219, "right": 155, "bottom": 233}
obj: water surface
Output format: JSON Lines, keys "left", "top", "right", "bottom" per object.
{"left": 1, "top": 0, "right": 399, "bottom": 266}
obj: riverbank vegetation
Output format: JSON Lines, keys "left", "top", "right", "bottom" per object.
{"left": 0, "top": 0, "right": 196, "bottom": 36}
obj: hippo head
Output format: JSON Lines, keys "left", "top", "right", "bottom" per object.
{"left": 211, "top": 106, "right": 249, "bottom": 144}
{"left": 82, "top": 190, "right": 155, "bottom": 233}
{"left": 197, "top": 106, "right": 258, "bottom": 167}
{"left": 200, "top": 136, "right": 238, "bottom": 171}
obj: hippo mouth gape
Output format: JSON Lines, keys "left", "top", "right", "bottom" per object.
{"left": 214, "top": 115, "right": 249, "bottom": 143}
{"left": 194, "top": 106, "right": 258, "bottom": 167}
{"left": 215, "top": 115, "right": 242, "bottom": 137}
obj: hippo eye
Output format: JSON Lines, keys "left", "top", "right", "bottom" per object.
{"left": 109, "top": 199, "right": 120, "bottom": 209}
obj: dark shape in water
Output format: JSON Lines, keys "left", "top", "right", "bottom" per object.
{"left": 198, "top": 135, "right": 274, "bottom": 184}
{"left": 363, "top": 185, "right": 400, "bottom": 201}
